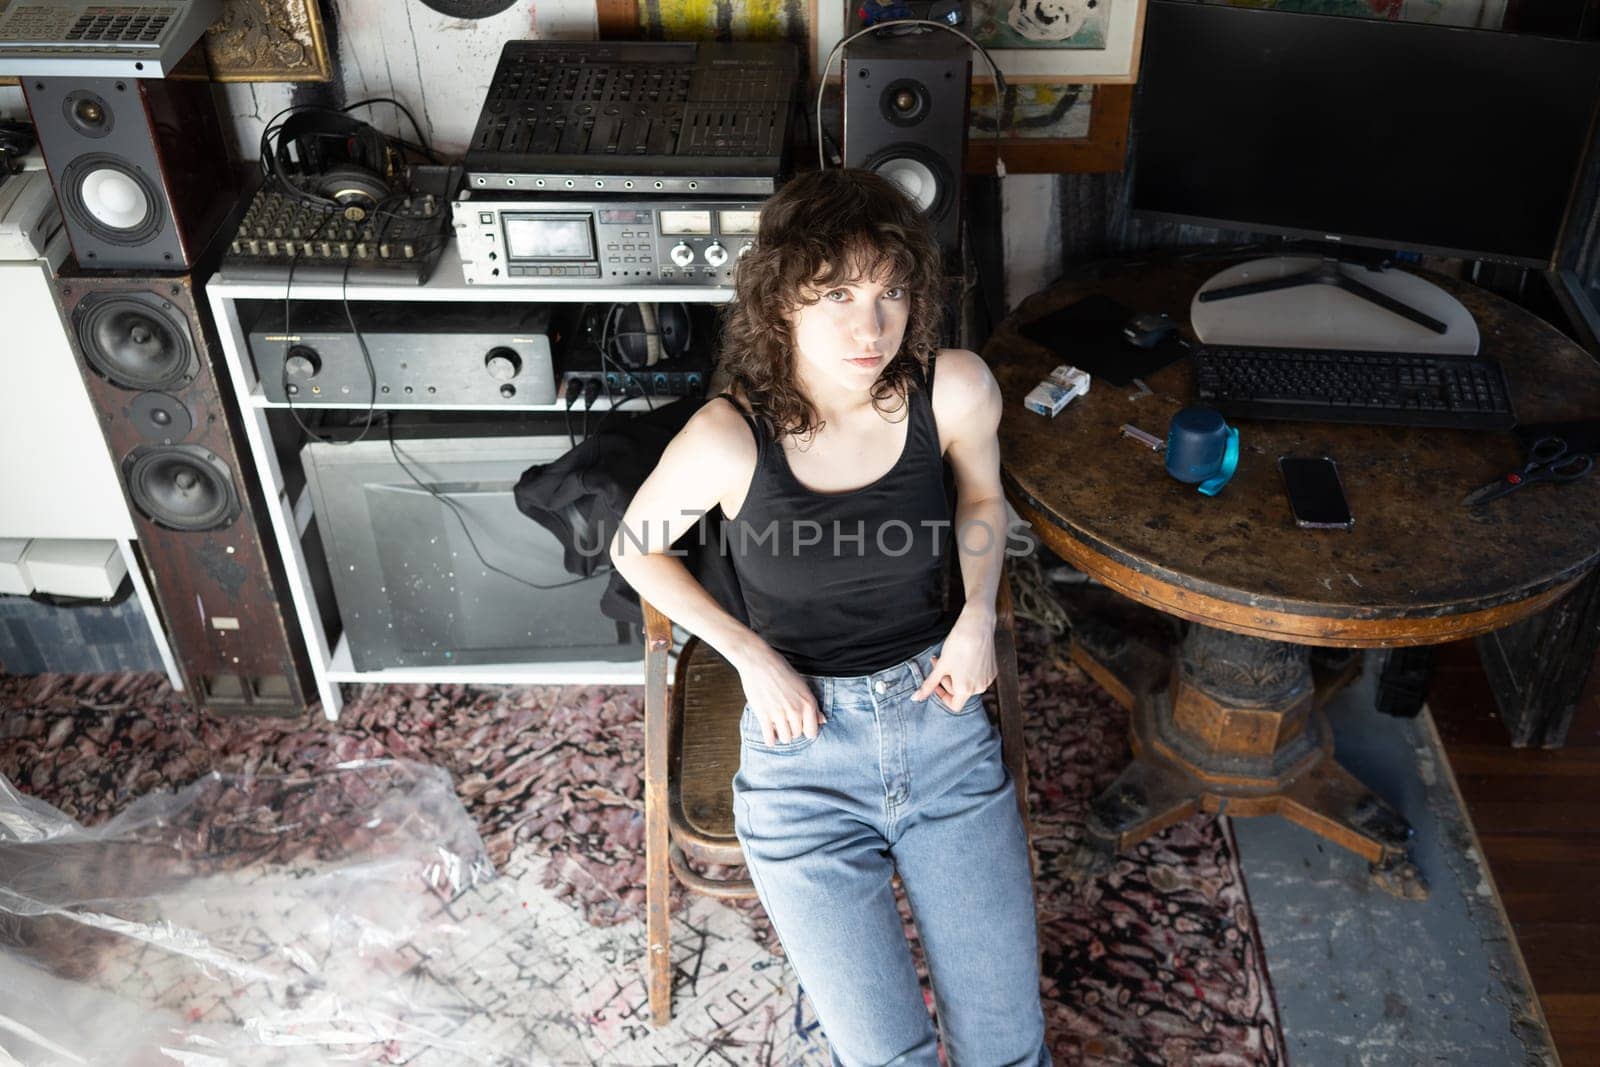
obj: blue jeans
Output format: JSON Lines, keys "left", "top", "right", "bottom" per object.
{"left": 732, "top": 640, "right": 1051, "bottom": 1067}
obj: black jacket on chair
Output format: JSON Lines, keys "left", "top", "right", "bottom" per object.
{"left": 513, "top": 398, "right": 747, "bottom": 628}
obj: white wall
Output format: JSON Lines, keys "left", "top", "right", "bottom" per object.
{"left": 1000, "top": 174, "right": 1061, "bottom": 311}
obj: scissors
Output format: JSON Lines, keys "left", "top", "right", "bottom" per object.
{"left": 1461, "top": 436, "right": 1594, "bottom": 507}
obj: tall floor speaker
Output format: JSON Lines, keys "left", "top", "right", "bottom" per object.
{"left": 843, "top": 32, "right": 971, "bottom": 268}
{"left": 23, "top": 75, "right": 239, "bottom": 270}
{"left": 55, "top": 266, "right": 317, "bottom": 716}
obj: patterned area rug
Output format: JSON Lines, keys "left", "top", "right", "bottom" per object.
{"left": 0, "top": 620, "right": 1282, "bottom": 1065}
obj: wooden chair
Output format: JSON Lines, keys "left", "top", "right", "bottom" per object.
{"left": 639, "top": 562, "right": 1034, "bottom": 1025}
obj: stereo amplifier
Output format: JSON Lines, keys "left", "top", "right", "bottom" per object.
{"left": 247, "top": 303, "right": 556, "bottom": 406}
{"left": 452, "top": 196, "right": 762, "bottom": 287}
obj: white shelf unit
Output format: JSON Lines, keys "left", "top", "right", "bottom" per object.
{"left": 207, "top": 247, "right": 733, "bottom": 718}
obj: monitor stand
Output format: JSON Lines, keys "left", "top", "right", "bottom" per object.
{"left": 1189, "top": 256, "right": 1480, "bottom": 356}
{"left": 1199, "top": 256, "right": 1448, "bottom": 334}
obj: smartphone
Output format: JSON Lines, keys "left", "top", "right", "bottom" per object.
{"left": 1279, "top": 456, "right": 1354, "bottom": 529}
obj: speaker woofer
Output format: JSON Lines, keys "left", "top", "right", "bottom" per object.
{"left": 60, "top": 153, "right": 164, "bottom": 246}
{"left": 124, "top": 445, "right": 240, "bottom": 531}
{"left": 75, "top": 291, "right": 196, "bottom": 391}
{"left": 865, "top": 146, "right": 951, "bottom": 219}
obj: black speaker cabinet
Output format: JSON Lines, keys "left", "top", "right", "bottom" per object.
{"left": 843, "top": 33, "right": 971, "bottom": 268}
{"left": 56, "top": 267, "right": 316, "bottom": 716}
{"left": 23, "top": 76, "right": 239, "bottom": 271}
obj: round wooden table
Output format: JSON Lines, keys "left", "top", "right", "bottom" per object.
{"left": 989, "top": 258, "right": 1600, "bottom": 896}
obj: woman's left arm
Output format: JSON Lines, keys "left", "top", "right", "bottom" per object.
{"left": 914, "top": 349, "right": 1008, "bottom": 711}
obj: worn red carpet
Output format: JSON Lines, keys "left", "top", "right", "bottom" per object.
{"left": 0, "top": 620, "right": 1281, "bottom": 1065}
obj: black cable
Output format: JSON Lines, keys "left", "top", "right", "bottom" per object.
{"left": 279, "top": 208, "right": 380, "bottom": 447}
{"left": 580, "top": 378, "right": 602, "bottom": 439}
{"left": 380, "top": 424, "right": 601, "bottom": 593}
{"left": 272, "top": 157, "right": 455, "bottom": 447}
{"left": 564, "top": 376, "right": 583, "bottom": 449}
{"left": 253, "top": 106, "right": 571, "bottom": 589}
{"left": 318, "top": 254, "right": 601, "bottom": 593}
{"left": 0, "top": 119, "right": 36, "bottom": 173}
{"left": 340, "top": 97, "right": 438, "bottom": 162}
{"left": 325, "top": 189, "right": 600, "bottom": 592}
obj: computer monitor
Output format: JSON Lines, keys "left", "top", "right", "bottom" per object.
{"left": 1131, "top": 1, "right": 1600, "bottom": 270}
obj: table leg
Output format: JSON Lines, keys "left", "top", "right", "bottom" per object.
{"left": 1075, "top": 623, "right": 1429, "bottom": 899}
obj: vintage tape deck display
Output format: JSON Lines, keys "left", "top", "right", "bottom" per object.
{"left": 453, "top": 197, "right": 761, "bottom": 287}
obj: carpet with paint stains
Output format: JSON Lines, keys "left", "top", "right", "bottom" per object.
{"left": 0, "top": 620, "right": 1281, "bottom": 1064}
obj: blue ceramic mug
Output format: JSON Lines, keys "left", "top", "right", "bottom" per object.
{"left": 1166, "top": 407, "right": 1240, "bottom": 496}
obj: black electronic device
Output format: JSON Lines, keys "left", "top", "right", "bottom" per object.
{"left": 452, "top": 196, "right": 763, "bottom": 286}
{"left": 245, "top": 302, "right": 556, "bottom": 405}
{"left": 1280, "top": 455, "right": 1354, "bottom": 530}
{"left": 463, "top": 40, "right": 799, "bottom": 195}
{"left": 1132, "top": 1, "right": 1600, "bottom": 270}
{"left": 556, "top": 301, "right": 711, "bottom": 400}
{"left": 1017, "top": 294, "right": 1186, "bottom": 387}
{"left": 222, "top": 165, "right": 456, "bottom": 286}
{"left": 1193, "top": 344, "right": 1517, "bottom": 430}
{"left": 843, "top": 30, "right": 970, "bottom": 268}
{"left": 1124, "top": 312, "right": 1178, "bottom": 350}
{"left": 23, "top": 75, "right": 239, "bottom": 269}
{"left": 0, "top": 0, "right": 221, "bottom": 78}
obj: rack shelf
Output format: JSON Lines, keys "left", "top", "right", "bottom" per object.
{"left": 208, "top": 253, "right": 724, "bottom": 718}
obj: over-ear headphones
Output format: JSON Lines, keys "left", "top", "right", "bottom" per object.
{"left": 267, "top": 108, "right": 399, "bottom": 211}
{"left": 312, "top": 165, "right": 392, "bottom": 210}
{"left": 274, "top": 109, "right": 394, "bottom": 177}
{"left": 608, "top": 303, "right": 693, "bottom": 368}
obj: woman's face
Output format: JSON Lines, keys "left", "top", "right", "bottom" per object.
{"left": 786, "top": 266, "right": 911, "bottom": 397}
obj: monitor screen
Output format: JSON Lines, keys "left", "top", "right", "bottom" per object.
{"left": 1130, "top": 1, "right": 1600, "bottom": 268}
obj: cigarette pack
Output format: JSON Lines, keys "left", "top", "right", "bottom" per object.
{"left": 1023, "top": 365, "right": 1092, "bottom": 417}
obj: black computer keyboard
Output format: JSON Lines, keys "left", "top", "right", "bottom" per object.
{"left": 1192, "top": 344, "right": 1517, "bottom": 430}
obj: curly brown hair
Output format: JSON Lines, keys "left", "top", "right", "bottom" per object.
{"left": 716, "top": 168, "right": 944, "bottom": 443}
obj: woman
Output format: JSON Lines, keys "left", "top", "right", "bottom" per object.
{"left": 610, "top": 168, "right": 1049, "bottom": 1066}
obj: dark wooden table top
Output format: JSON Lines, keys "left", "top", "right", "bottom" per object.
{"left": 989, "top": 258, "right": 1600, "bottom": 647}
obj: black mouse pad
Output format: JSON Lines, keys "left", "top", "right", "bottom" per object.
{"left": 1016, "top": 294, "right": 1188, "bottom": 388}
{"left": 1515, "top": 420, "right": 1600, "bottom": 455}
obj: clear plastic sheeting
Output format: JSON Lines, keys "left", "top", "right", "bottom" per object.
{"left": 0, "top": 760, "right": 498, "bottom": 1065}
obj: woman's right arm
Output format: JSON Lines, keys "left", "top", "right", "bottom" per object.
{"left": 608, "top": 401, "right": 823, "bottom": 743}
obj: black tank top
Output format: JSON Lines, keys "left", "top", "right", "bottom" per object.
{"left": 718, "top": 357, "right": 958, "bottom": 676}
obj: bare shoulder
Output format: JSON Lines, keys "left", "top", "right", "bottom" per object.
{"left": 930, "top": 349, "right": 1001, "bottom": 447}
{"left": 638, "top": 394, "right": 757, "bottom": 514}
{"left": 672, "top": 394, "right": 756, "bottom": 470}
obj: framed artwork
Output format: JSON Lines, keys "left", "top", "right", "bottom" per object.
{"left": 0, "top": 0, "right": 330, "bottom": 86}
{"left": 966, "top": 0, "right": 1148, "bottom": 82}
{"left": 203, "top": 0, "right": 333, "bottom": 82}
{"left": 966, "top": 83, "right": 1132, "bottom": 173}
{"left": 813, "top": 0, "right": 1148, "bottom": 86}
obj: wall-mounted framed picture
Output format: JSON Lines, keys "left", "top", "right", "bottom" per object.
{"left": 966, "top": 0, "right": 1149, "bottom": 83}
{"left": 204, "top": 0, "right": 333, "bottom": 83}
{"left": 812, "top": 0, "right": 1149, "bottom": 86}
{"left": 966, "top": 82, "right": 1133, "bottom": 173}
{"left": 0, "top": 0, "right": 331, "bottom": 87}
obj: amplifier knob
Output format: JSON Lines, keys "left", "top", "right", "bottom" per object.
{"left": 670, "top": 242, "right": 695, "bottom": 267}
{"left": 737, "top": 242, "right": 752, "bottom": 259}
{"left": 704, "top": 242, "right": 728, "bottom": 267}
{"left": 285, "top": 345, "right": 321, "bottom": 380}
{"left": 485, "top": 347, "right": 522, "bottom": 381}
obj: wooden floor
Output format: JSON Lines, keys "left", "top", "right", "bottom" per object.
{"left": 1428, "top": 640, "right": 1600, "bottom": 1067}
